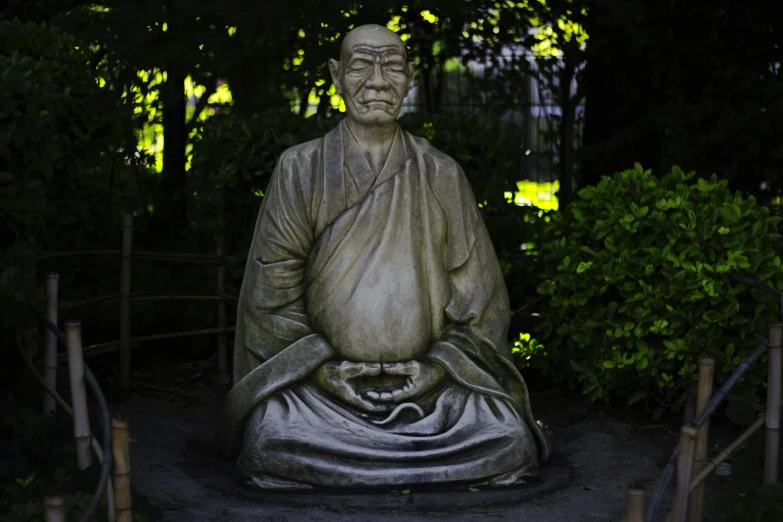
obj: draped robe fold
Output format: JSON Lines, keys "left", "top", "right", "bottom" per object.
{"left": 220, "top": 120, "right": 550, "bottom": 488}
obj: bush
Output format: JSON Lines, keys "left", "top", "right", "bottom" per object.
{"left": 0, "top": 19, "right": 144, "bottom": 362}
{"left": 532, "top": 163, "right": 782, "bottom": 407}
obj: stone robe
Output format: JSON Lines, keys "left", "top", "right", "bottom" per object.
{"left": 220, "top": 120, "right": 550, "bottom": 488}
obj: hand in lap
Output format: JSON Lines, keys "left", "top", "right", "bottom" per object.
{"left": 312, "top": 361, "right": 392, "bottom": 413}
{"left": 364, "top": 361, "right": 446, "bottom": 402}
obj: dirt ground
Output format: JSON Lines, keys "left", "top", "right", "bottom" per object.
{"left": 112, "top": 360, "right": 736, "bottom": 522}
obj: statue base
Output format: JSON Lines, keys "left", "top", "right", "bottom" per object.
{"left": 192, "top": 455, "right": 573, "bottom": 514}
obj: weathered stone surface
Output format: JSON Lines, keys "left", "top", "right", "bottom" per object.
{"left": 219, "top": 23, "right": 549, "bottom": 488}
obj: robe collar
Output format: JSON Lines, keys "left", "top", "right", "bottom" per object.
{"left": 318, "top": 119, "right": 409, "bottom": 234}
{"left": 342, "top": 119, "right": 407, "bottom": 191}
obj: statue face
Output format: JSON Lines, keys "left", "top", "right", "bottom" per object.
{"left": 329, "top": 26, "right": 414, "bottom": 127}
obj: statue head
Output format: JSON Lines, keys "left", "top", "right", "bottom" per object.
{"left": 329, "top": 24, "right": 414, "bottom": 127}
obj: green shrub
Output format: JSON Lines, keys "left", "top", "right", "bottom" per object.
{"left": 187, "top": 108, "right": 345, "bottom": 265}
{"left": 0, "top": 19, "right": 144, "bottom": 361}
{"left": 533, "top": 163, "right": 782, "bottom": 406}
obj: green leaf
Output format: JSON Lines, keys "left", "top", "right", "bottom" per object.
{"left": 628, "top": 390, "right": 647, "bottom": 405}
{"left": 401, "top": 489, "right": 411, "bottom": 495}
{"left": 570, "top": 360, "right": 585, "bottom": 373}
{"left": 576, "top": 261, "right": 593, "bottom": 274}
{"left": 724, "top": 301, "right": 740, "bottom": 318}
{"left": 703, "top": 310, "right": 721, "bottom": 323}
{"left": 602, "top": 360, "right": 616, "bottom": 369}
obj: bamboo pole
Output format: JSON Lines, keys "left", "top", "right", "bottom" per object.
{"left": 36, "top": 249, "right": 233, "bottom": 263}
{"left": 646, "top": 341, "right": 770, "bottom": 522}
{"left": 60, "top": 292, "right": 239, "bottom": 310}
{"left": 688, "top": 357, "right": 714, "bottom": 522}
{"left": 65, "top": 320, "right": 92, "bottom": 470}
{"left": 690, "top": 414, "right": 766, "bottom": 492}
{"left": 112, "top": 418, "right": 132, "bottom": 522}
{"left": 44, "top": 494, "right": 66, "bottom": 522}
{"left": 670, "top": 424, "right": 699, "bottom": 522}
{"left": 217, "top": 266, "right": 228, "bottom": 374}
{"left": 216, "top": 187, "right": 228, "bottom": 374}
{"left": 120, "top": 212, "right": 133, "bottom": 390}
{"left": 765, "top": 323, "right": 782, "bottom": 484}
{"left": 626, "top": 486, "right": 645, "bottom": 522}
{"left": 42, "top": 272, "right": 59, "bottom": 414}
{"left": 57, "top": 326, "right": 238, "bottom": 361}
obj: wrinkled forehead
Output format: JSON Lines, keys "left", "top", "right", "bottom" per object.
{"left": 340, "top": 29, "right": 406, "bottom": 63}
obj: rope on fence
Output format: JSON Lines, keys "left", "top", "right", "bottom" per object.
{"left": 35, "top": 250, "right": 235, "bottom": 265}
{"left": 59, "top": 292, "right": 239, "bottom": 310}
{"left": 645, "top": 340, "right": 772, "bottom": 522}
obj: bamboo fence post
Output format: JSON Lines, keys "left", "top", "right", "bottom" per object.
{"left": 120, "top": 212, "right": 134, "bottom": 390}
{"left": 626, "top": 486, "right": 645, "bottom": 522}
{"left": 689, "top": 414, "right": 766, "bottom": 492}
{"left": 216, "top": 187, "right": 227, "bottom": 374}
{"left": 688, "top": 357, "right": 714, "bottom": 522}
{"left": 670, "top": 424, "right": 699, "bottom": 522}
{"left": 112, "top": 417, "right": 132, "bottom": 522}
{"left": 65, "top": 320, "right": 92, "bottom": 470}
{"left": 44, "top": 494, "right": 66, "bottom": 522}
{"left": 764, "top": 323, "right": 782, "bottom": 484}
{"left": 42, "top": 273, "right": 59, "bottom": 414}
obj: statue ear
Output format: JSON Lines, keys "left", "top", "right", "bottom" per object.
{"left": 405, "top": 61, "right": 415, "bottom": 79}
{"left": 404, "top": 61, "right": 415, "bottom": 93}
{"left": 328, "top": 59, "right": 342, "bottom": 94}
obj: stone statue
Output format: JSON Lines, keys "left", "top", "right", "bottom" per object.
{"left": 219, "top": 24, "right": 550, "bottom": 489}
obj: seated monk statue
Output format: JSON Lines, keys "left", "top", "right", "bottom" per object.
{"left": 219, "top": 23, "right": 550, "bottom": 489}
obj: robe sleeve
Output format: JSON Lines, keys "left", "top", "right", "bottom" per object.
{"left": 424, "top": 161, "right": 552, "bottom": 462}
{"left": 221, "top": 148, "right": 336, "bottom": 458}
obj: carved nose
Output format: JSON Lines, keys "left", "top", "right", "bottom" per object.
{"left": 365, "top": 63, "right": 390, "bottom": 90}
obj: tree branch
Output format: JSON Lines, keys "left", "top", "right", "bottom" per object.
{"left": 186, "top": 75, "right": 219, "bottom": 133}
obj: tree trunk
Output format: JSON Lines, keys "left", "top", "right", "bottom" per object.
{"left": 581, "top": 0, "right": 663, "bottom": 187}
{"left": 161, "top": 69, "right": 187, "bottom": 239}
{"left": 558, "top": 53, "right": 576, "bottom": 209}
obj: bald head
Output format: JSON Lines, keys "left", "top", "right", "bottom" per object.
{"left": 329, "top": 23, "right": 414, "bottom": 128}
{"left": 340, "top": 24, "right": 407, "bottom": 63}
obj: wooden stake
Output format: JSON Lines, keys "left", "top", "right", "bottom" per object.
{"left": 44, "top": 494, "right": 66, "bottom": 522}
{"left": 65, "top": 320, "right": 92, "bottom": 470}
{"left": 112, "top": 417, "right": 132, "bottom": 522}
{"left": 765, "top": 323, "right": 782, "bottom": 484}
{"left": 217, "top": 266, "right": 228, "bottom": 374}
{"left": 688, "top": 357, "right": 714, "bottom": 522}
{"left": 626, "top": 486, "right": 645, "bottom": 522}
{"left": 216, "top": 188, "right": 228, "bottom": 375}
{"left": 120, "top": 212, "right": 133, "bottom": 390}
{"left": 42, "top": 272, "right": 59, "bottom": 414}
{"left": 670, "top": 424, "right": 699, "bottom": 522}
